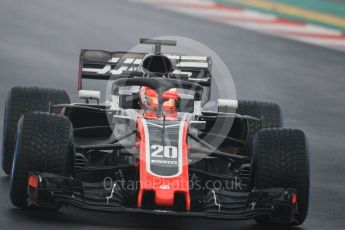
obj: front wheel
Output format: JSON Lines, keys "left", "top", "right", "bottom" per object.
{"left": 10, "top": 112, "right": 72, "bottom": 209}
{"left": 253, "top": 128, "right": 310, "bottom": 226}
{"left": 2, "top": 87, "right": 70, "bottom": 175}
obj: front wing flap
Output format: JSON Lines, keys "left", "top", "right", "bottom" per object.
{"left": 27, "top": 173, "right": 298, "bottom": 222}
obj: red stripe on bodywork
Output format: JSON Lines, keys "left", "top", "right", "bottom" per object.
{"left": 137, "top": 117, "right": 191, "bottom": 210}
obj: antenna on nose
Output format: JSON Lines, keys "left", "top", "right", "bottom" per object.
{"left": 140, "top": 38, "right": 177, "bottom": 54}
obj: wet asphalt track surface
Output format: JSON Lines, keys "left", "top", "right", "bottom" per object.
{"left": 0, "top": 0, "right": 345, "bottom": 229}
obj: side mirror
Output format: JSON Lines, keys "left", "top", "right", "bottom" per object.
{"left": 217, "top": 99, "right": 238, "bottom": 113}
{"left": 78, "top": 90, "right": 100, "bottom": 104}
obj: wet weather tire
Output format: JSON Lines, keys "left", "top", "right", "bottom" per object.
{"left": 237, "top": 100, "right": 282, "bottom": 154}
{"left": 237, "top": 100, "right": 282, "bottom": 137}
{"left": 254, "top": 128, "right": 310, "bottom": 226}
{"left": 2, "top": 87, "right": 70, "bottom": 175}
{"left": 10, "top": 112, "right": 72, "bottom": 209}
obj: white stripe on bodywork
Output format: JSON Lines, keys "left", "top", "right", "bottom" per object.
{"left": 165, "top": 54, "right": 208, "bottom": 61}
{"left": 82, "top": 66, "right": 111, "bottom": 74}
{"left": 124, "top": 58, "right": 135, "bottom": 64}
{"left": 98, "top": 65, "right": 112, "bottom": 74}
{"left": 82, "top": 68, "right": 101, "bottom": 73}
{"left": 109, "top": 57, "right": 120, "bottom": 63}
{"left": 133, "top": 59, "right": 143, "bottom": 65}
{"left": 82, "top": 57, "right": 119, "bottom": 74}
{"left": 176, "top": 62, "right": 208, "bottom": 68}
{"left": 110, "top": 66, "right": 129, "bottom": 74}
{"left": 181, "top": 56, "right": 207, "bottom": 61}
{"left": 172, "top": 69, "right": 193, "bottom": 77}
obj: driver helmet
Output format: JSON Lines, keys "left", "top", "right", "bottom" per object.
{"left": 139, "top": 87, "right": 179, "bottom": 112}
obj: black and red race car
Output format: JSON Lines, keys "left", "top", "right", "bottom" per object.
{"left": 2, "top": 39, "right": 309, "bottom": 226}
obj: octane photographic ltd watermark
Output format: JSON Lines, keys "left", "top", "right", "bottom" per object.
{"left": 103, "top": 174, "right": 243, "bottom": 192}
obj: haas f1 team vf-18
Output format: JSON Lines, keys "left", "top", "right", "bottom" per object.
{"left": 2, "top": 39, "right": 309, "bottom": 226}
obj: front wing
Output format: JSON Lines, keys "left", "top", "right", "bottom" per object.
{"left": 27, "top": 173, "right": 298, "bottom": 222}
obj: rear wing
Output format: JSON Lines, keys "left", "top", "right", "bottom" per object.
{"left": 78, "top": 49, "right": 212, "bottom": 90}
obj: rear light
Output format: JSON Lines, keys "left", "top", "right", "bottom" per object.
{"left": 28, "top": 175, "right": 39, "bottom": 189}
{"left": 27, "top": 175, "right": 40, "bottom": 205}
{"left": 291, "top": 192, "right": 297, "bottom": 204}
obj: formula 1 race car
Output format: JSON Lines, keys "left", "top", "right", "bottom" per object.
{"left": 2, "top": 38, "right": 309, "bottom": 226}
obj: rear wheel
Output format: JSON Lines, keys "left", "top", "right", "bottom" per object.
{"left": 237, "top": 100, "right": 283, "bottom": 136}
{"left": 10, "top": 112, "right": 72, "bottom": 209}
{"left": 254, "top": 128, "right": 310, "bottom": 226}
{"left": 237, "top": 100, "right": 282, "bottom": 154}
{"left": 2, "top": 87, "right": 70, "bottom": 175}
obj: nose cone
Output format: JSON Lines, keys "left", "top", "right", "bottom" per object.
{"left": 155, "top": 188, "right": 175, "bottom": 207}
